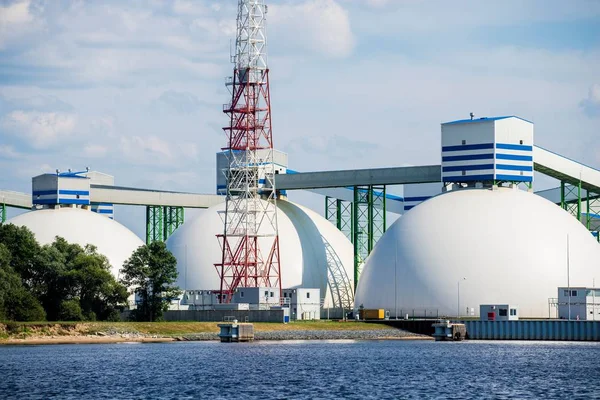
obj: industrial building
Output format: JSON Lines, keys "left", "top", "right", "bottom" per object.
{"left": 166, "top": 199, "right": 354, "bottom": 314}
{"left": 353, "top": 117, "right": 600, "bottom": 318}
{"left": 557, "top": 287, "right": 600, "bottom": 321}
{"left": 1, "top": 0, "right": 599, "bottom": 323}
{"left": 7, "top": 170, "right": 142, "bottom": 279}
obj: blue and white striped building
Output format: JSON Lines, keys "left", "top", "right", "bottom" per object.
{"left": 441, "top": 116, "right": 534, "bottom": 186}
{"left": 32, "top": 173, "right": 91, "bottom": 206}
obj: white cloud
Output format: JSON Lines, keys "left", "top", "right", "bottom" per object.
{"left": 580, "top": 84, "right": 600, "bottom": 118}
{"left": 0, "top": 0, "right": 33, "bottom": 25}
{"left": 0, "top": 144, "right": 20, "bottom": 159}
{"left": 83, "top": 144, "right": 108, "bottom": 158}
{"left": 2, "top": 111, "right": 77, "bottom": 148}
{"left": 269, "top": 0, "right": 355, "bottom": 58}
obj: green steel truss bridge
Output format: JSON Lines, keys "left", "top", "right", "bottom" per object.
{"left": 2, "top": 146, "right": 599, "bottom": 287}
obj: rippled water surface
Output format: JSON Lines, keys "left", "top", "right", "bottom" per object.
{"left": 1, "top": 340, "right": 599, "bottom": 399}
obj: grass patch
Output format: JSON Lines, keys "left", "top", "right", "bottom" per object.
{"left": 1, "top": 320, "right": 393, "bottom": 339}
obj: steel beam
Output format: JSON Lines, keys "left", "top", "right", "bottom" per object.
{"left": 91, "top": 185, "right": 223, "bottom": 208}
{"left": 0, "top": 190, "right": 32, "bottom": 209}
{"left": 276, "top": 165, "right": 441, "bottom": 190}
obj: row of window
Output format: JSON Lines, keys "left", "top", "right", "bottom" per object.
{"left": 562, "top": 289, "right": 600, "bottom": 297}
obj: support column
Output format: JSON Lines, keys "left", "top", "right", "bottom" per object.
{"left": 325, "top": 196, "right": 352, "bottom": 242}
{"left": 146, "top": 206, "right": 164, "bottom": 244}
{"left": 146, "top": 206, "right": 184, "bottom": 244}
{"left": 561, "top": 181, "right": 582, "bottom": 221}
{"left": 585, "top": 193, "right": 600, "bottom": 242}
{"left": 352, "top": 185, "right": 386, "bottom": 291}
{"left": 1, "top": 202, "right": 6, "bottom": 223}
{"left": 165, "top": 206, "right": 184, "bottom": 238}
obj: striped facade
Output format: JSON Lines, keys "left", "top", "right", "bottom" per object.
{"left": 403, "top": 182, "right": 442, "bottom": 212}
{"left": 441, "top": 116, "right": 534, "bottom": 185}
{"left": 91, "top": 203, "right": 114, "bottom": 219}
{"left": 32, "top": 174, "right": 91, "bottom": 206}
{"left": 32, "top": 189, "right": 91, "bottom": 205}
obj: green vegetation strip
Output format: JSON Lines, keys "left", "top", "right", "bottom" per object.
{"left": 1, "top": 321, "right": 392, "bottom": 339}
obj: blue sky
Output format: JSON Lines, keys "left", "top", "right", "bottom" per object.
{"left": 1, "top": 0, "right": 599, "bottom": 239}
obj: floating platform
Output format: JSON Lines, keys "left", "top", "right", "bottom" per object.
{"left": 217, "top": 322, "right": 254, "bottom": 342}
{"left": 432, "top": 321, "right": 466, "bottom": 341}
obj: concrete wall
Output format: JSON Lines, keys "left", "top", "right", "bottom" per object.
{"left": 162, "top": 309, "right": 285, "bottom": 323}
{"left": 464, "top": 320, "right": 600, "bottom": 341}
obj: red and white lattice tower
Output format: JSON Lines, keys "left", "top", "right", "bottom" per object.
{"left": 215, "top": 0, "right": 281, "bottom": 303}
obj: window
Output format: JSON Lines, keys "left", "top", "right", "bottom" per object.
{"left": 240, "top": 291, "right": 244, "bottom": 298}
{"left": 462, "top": 140, "right": 466, "bottom": 145}
{"left": 306, "top": 292, "right": 310, "bottom": 299}
{"left": 510, "top": 309, "right": 517, "bottom": 316}
{"left": 270, "top": 291, "right": 274, "bottom": 297}
{"left": 519, "top": 140, "right": 523, "bottom": 145}
{"left": 283, "top": 292, "right": 287, "bottom": 298}
{"left": 499, "top": 308, "right": 508, "bottom": 317}
{"left": 571, "top": 290, "right": 577, "bottom": 297}
{"left": 265, "top": 291, "right": 269, "bottom": 297}
{"left": 462, "top": 171, "right": 466, "bottom": 176}
{"left": 564, "top": 290, "right": 570, "bottom": 297}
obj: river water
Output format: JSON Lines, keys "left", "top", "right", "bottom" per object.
{"left": 1, "top": 340, "right": 599, "bottom": 399}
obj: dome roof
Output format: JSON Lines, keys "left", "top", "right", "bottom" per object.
{"left": 166, "top": 199, "right": 354, "bottom": 308}
{"left": 7, "top": 208, "right": 144, "bottom": 279}
{"left": 355, "top": 187, "right": 600, "bottom": 318}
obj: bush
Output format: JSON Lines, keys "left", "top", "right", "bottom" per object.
{"left": 58, "top": 299, "right": 84, "bottom": 321}
{"left": 4, "top": 290, "right": 46, "bottom": 322}
{"left": 105, "top": 309, "right": 122, "bottom": 322}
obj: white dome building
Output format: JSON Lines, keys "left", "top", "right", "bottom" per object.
{"left": 355, "top": 187, "right": 600, "bottom": 318}
{"left": 7, "top": 208, "right": 144, "bottom": 279}
{"left": 166, "top": 199, "right": 354, "bottom": 309}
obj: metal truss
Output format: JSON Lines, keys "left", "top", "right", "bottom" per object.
{"left": 325, "top": 187, "right": 387, "bottom": 291}
{"left": 322, "top": 235, "right": 354, "bottom": 311}
{"left": 216, "top": 0, "right": 281, "bottom": 303}
{"left": 146, "top": 206, "right": 185, "bottom": 244}
{"left": 561, "top": 181, "right": 600, "bottom": 242}
{"left": 353, "top": 185, "right": 386, "bottom": 289}
{"left": 325, "top": 196, "right": 352, "bottom": 242}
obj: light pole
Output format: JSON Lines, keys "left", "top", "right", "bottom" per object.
{"left": 457, "top": 277, "right": 466, "bottom": 319}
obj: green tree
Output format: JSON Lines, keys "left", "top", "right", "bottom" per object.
{"left": 0, "top": 224, "right": 41, "bottom": 288}
{"left": 58, "top": 299, "right": 84, "bottom": 321}
{"left": 0, "top": 244, "right": 46, "bottom": 321}
{"left": 0, "top": 224, "right": 127, "bottom": 321}
{"left": 120, "top": 242, "right": 180, "bottom": 322}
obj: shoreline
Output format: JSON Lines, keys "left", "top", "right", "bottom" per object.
{"left": 0, "top": 335, "right": 432, "bottom": 346}
{"left": 0, "top": 321, "right": 431, "bottom": 345}
{"left": 0, "top": 336, "right": 432, "bottom": 346}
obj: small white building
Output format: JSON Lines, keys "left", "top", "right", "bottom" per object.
{"left": 282, "top": 288, "right": 320, "bottom": 320}
{"left": 233, "top": 287, "right": 281, "bottom": 310}
{"left": 558, "top": 287, "right": 600, "bottom": 321}
{"left": 480, "top": 304, "right": 519, "bottom": 321}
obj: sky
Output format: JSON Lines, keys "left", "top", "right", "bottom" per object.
{"left": 1, "top": 0, "right": 599, "bottom": 239}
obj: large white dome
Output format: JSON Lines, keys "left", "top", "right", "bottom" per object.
{"left": 7, "top": 208, "right": 144, "bottom": 279}
{"left": 166, "top": 199, "right": 354, "bottom": 308}
{"left": 355, "top": 187, "right": 600, "bottom": 318}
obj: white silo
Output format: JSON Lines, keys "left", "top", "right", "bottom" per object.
{"left": 7, "top": 208, "right": 144, "bottom": 279}
{"left": 166, "top": 199, "right": 354, "bottom": 310}
{"left": 354, "top": 187, "right": 600, "bottom": 318}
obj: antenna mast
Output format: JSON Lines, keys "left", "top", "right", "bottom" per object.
{"left": 215, "top": 0, "right": 281, "bottom": 303}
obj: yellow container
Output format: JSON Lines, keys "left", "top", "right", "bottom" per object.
{"left": 360, "top": 309, "right": 385, "bottom": 320}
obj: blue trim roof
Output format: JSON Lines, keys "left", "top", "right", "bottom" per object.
{"left": 442, "top": 116, "right": 533, "bottom": 125}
